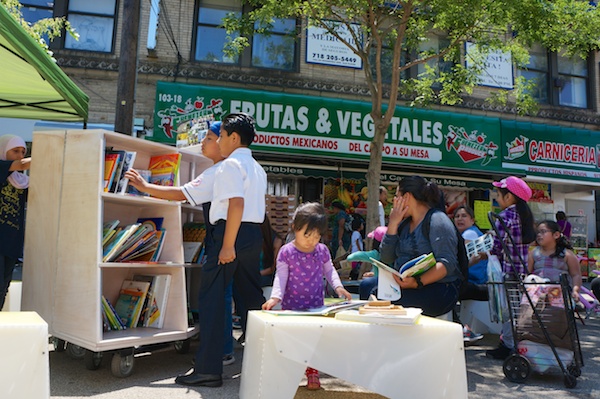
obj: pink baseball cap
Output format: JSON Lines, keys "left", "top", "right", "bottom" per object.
{"left": 492, "top": 176, "right": 532, "bottom": 202}
{"left": 367, "top": 226, "right": 388, "bottom": 242}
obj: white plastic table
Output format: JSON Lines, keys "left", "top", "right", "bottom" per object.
{"left": 0, "top": 312, "right": 49, "bottom": 399}
{"left": 240, "top": 310, "right": 467, "bottom": 399}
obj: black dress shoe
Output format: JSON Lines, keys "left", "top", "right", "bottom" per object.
{"left": 175, "top": 372, "right": 223, "bottom": 387}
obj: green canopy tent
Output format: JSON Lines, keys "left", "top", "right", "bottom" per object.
{"left": 0, "top": 5, "right": 88, "bottom": 122}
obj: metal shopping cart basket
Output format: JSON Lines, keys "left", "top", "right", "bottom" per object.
{"left": 488, "top": 212, "right": 583, "bottom": 388}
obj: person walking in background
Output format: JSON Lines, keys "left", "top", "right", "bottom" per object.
{"left": 380, "top": 176, "right": 462, "bottom": 317}
{"left": 556, "top": 211, "right": 572, "bottom": 239}
{"left": 174, "top": 113, "right": 267, "bottom": 387}
{"left": 453, "top": 205, "right": 489, "bottom": 343}
{"left": 349, "top": 216, "right": 365, "bottom": 280}
{"left": 263, "top": 202, "right": 352, "bottom": 390}
{"left": 330, "top": 199, "right": 350, "bottom": 258}
{"left": 486, "top": 176, "right": 536, "bottom": 360}
{"left": 378, "top": 186, "right": 388, "bottom": 226}
{"left": 0, "top": 135, "right": 30, "bottom": 310}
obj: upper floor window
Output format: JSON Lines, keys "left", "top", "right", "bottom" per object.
{"left": 195, "top": 2, "right": 241, "bottom": 64}
{"left": 20, "top": 1, "right": 55, "bottom": 44}
{"left": 518, "top": 44, "right": 590, "bottom": 109}
{"left": 64, "top": 0, "right": 117, "bottom": 53}
{"left": 251, "top": 18, "right": 297, "bottom": 70}
{"left": 194, "top": 0, "right": 298, "bottom": 71}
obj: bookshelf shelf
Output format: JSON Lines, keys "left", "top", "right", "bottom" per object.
{"left": 22, "top": 129, "right": 200, "bottom": 370}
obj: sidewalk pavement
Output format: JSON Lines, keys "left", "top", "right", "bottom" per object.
{"left": 49, "top": 315, "right": 600, "bottom": 399}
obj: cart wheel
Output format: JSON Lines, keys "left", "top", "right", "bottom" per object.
{"left": 66, "top": 343, "right": 86, "bottom": 359}
{"left": 84, "top": 350, "right": 103, "bottom": 370}
{"left": 52, "top": 338, "right": 66, "bottom": 352}
{"left": 567, "top": 364, "right": 581, "bottom": 378}
{"left": 564, "top": 374, "right": 577, "bottom": 388}
{"left": 174, "top": 339, "right": 190, "bottom": 354}
{"left": 503, "top": 354, "right": 531, "bottom": 383}
{"left": 111, "top": 352, "right": 135, "bottom": 378}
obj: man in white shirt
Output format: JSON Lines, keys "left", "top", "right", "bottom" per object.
{"left": 378, "top": 186, "right": 388, "bottom": 226}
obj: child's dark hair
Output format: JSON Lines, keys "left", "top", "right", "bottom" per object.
{"left": 497, "top": 186, "right": 536, "bottom": 244}
{"left": 292, "top": 202, "right": 327, "bottom": 236}
{"left": 221, "top": 113, "right": 256, "bottom": 146}
{"left": 538, "top": 220, "right": 573, "bottom": 257}
{"left": 351, "top": 216, "right": 363, "bottom": 231}
{"left": 397, "top": 176, "right": 443, "bottom": 209}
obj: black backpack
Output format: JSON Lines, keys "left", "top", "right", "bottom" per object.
{"left": 398, "top": 208, "right": 469, "bottom": 290}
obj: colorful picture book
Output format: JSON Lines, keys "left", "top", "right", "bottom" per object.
{"left": 127, "top": 169, "right": 151, "bottom": 197}
{"left": 113, "top": 280, "right": 151, "bottom": 328}
{"left": 103, "top": 153, "right": 121, "bottom": 192}
{"left": 101, "top": 218, "right": 167, "bottom": 263}
{"left": 116, "top": 151, "right": 137, "bottom": 194}
{"left": 104, "top": 149, "right": 138, "bottom": 194}
{"left": 101, "top": 295, "right": 126, "bottom": 331}
{"left": 133, "top": 274, "right": 172, "bottom": 328}
{"left": 149, "top": 153, "right": 181, "bottom": 187}
{"left": 370, "top": 253, "right": 436, "bottom": 279}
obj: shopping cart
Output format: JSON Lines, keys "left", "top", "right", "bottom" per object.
{"left": 487, "top": 212, "right": 583, "bottom": 388}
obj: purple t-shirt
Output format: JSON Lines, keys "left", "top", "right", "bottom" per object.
{"left": 271, "top": 242, "right": 343, "bottom": 310}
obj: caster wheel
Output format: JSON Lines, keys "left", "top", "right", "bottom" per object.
{"left": 174, "top": 339, "right": 190, "bottom": 354}
{"left": 568, "top": 364, "right": 581, "bottom": 378}
{"left": 564, "top": 374, "right": 577, "bottom": 388}
{"left": 52, "top": 338, "right": 66, "bottom": 352}
{"left": 84, "top": 350, "right": 103, "bottom": 370}
{"left": 111, "top": 352, "right": 135, "bottom": 378}
{"left": 503, "top": 354, "right": 530, "bottom": 383}
{"left": 66, "top": 343, "right": 86, "bottom": 359}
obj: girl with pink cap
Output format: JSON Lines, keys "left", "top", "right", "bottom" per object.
{"left": 486, "top": 175, "right": 536, "bottom": 360}
{"left": 0, "top": 134, "right": 31, "bottom": 310}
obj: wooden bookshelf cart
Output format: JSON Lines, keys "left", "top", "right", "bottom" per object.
{"left": 21, "top": 130, "right": 209, "bottom": 377}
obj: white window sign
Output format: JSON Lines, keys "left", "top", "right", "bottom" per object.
{"left": 465, "top": 42, "right": 513, "bottom": 89}
{"left": 306, "top": 22, "right": 362, "bottom": 69}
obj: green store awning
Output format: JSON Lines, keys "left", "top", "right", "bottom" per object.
{"left": 0, "top": 5, "right": 88, "bottom": 122}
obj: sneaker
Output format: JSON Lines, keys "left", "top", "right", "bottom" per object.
{"left": 232, "top": 315, "right": 242, "bottom": 330}
{"left": 222, "top": 354, "right": 235, "bottom": 366}
{"left": 463, "top": 325, "right": 484, "bottom": 343}
{"left": 486, "top": 342, "right": 511, "bottom": 360}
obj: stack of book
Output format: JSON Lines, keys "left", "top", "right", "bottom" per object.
{"left": 102, "top": 217, "right": 167, "bottom": 263}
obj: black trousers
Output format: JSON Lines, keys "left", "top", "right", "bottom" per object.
{"left": 0, "top": 256, "right": 16, "bottom": 310}
{"left": 193, "top": 221, "right": 264, "bottom": 375}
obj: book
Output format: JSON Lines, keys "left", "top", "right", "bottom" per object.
{"left": 113, "top": 280, "right": 151, "bottom": 328}
{"left": 127, "top": 169, "right": 151, "bottom": 197}
{"left": 102, "top": 219, "right": 120, "bottom": 246}
{"left": 116, "top": 151, "right": 137, "bottom": 194}
{"left": 136, "top": 217, "right": 164, "bottom": 231}
{"left": 183, "top": 241, "right": 203, "bottom": 263}
{"left": 149, "top": 229, "right": 167, "bottom": 262}
{"left": 335, "top": 308, "right": 423, "bottom": 325}
{"left": 101, "top": 295, "right": 126, "bottom": 330}
{"left": 103, "top": 153, "right": 121, "bottom": 192}
{"left": 148, "top": 153, "right": 181, "bottom": 186}
{"left": 370, "top": 253, "right": 436, "bottom": 279}
{"left": 102, "top": 223, "right": 142, "bottom": 262}
{"left": 465, "top": 233, "right": 494, "bottom": 260}
{"left": 107, "top": 150, "right": 126, "bottom": 192}
{"left": 145, "top": 274, "right": 171, "bottom": 328}
{"left": 266, "top": 299, "right": 368, "bottom": 316}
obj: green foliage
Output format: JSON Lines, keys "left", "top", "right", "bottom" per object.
{"left": 1, "top": 0, "right": 78, "bottom": 57}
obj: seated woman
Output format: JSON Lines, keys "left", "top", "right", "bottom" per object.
{"left": 453, "top": 205, "right": 489, "bottom": 342}
{"left": 379, "top": 176, "right": 462, "bottom": 317}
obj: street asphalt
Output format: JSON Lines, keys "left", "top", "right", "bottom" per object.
{"left": 47, "top": 312, "right": 600, "bottom": 399}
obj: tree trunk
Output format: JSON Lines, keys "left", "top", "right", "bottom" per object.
{"left": 365, "top": 126, "right": 386, "bottom": 249}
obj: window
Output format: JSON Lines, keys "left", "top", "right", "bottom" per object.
{"left": 20, "top": 1, "right": 55, "bottom": 45}
{"left": 195, "top": 2, "right": 241, "bottom": 64}
{"left": 64, "top": 0, "right": 117, "bottom": 52}
{"left": 251, "top": 18, "right": 297, "bottom": 70}
{"left": 557, "top": 52, "right": 588, "bottom": 108}
{"left": 194, "top": 0, "right": 298, "bottom": 71}
{"left": 517, "top": 45, "right": 590, "bottom": 109}
{"left": 417, "top": 36, "right": 453, "bottom": 84}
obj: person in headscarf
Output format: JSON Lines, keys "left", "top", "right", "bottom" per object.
{"left": 0, "top": 135, "right": 30, "bottom": 310}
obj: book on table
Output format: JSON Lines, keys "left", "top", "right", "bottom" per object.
{"left": 113, "top": 280, "right": 151, "bottom": 328}
{"left": 266, "top": 298, "right": 368, "bottom": 316}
